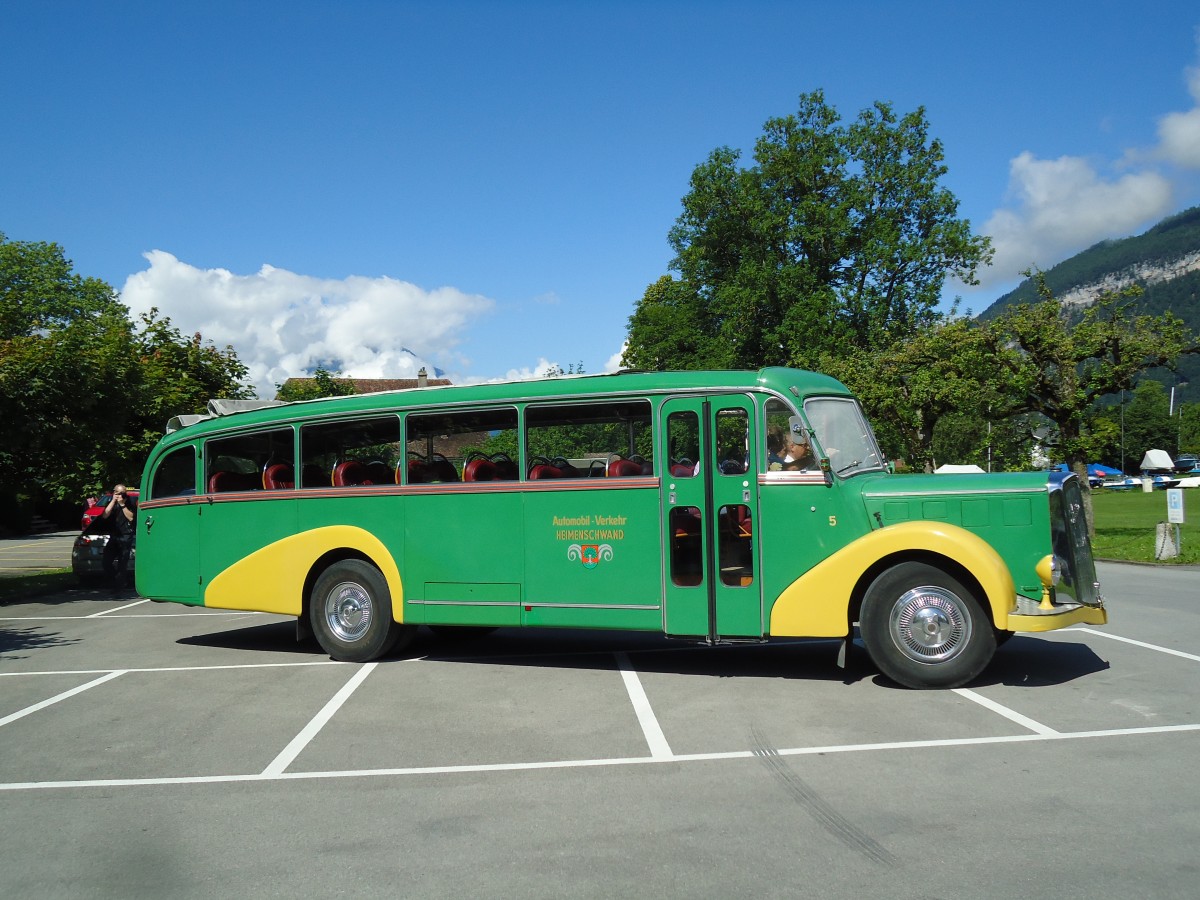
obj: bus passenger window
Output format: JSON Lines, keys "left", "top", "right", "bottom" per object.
{"left": 718, "top": 504, "right": 753, "bottom": 586}
{"left": 525, "top": 399, "right": 653, "bottom": 478}
{"left": 405, "top": 407, "right": 518, "bottom": 484}
{"left": 302, "top": 416, "right": 400, "bottom": 487}
{"left": 206, "top": 428, "right": 293, "bottom": 493}
{"left": 669, "top": 506, "right": 703, "bottom": 586}
{"left": 151, "top": 445, "right": 196, "bottom": 498}
{"left": 715, "top": 408, "right": 748, "bottom": 475}
{"left": 666, "top": 411, "right": 699, "bottom": 478}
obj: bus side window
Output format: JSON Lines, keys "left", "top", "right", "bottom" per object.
{"left": 206, "top": 428, "right": 293, "bottom": 494}
{"left": 524, "top": 399, "right": 653, "bottom": 477}
{"left": 151, "top": 445, "right": 197, "bottom": 498}
{"left": 714, "top": 407, "right": 748, "bottom": 475}
{"left": 405, "top": 407, "right": 518, "bottom": 484}
{"left": 302, "top": 416, "right": 401, "bottom": 488}
{"left": 666, "top": 411, "right": 699, "bottom": 478}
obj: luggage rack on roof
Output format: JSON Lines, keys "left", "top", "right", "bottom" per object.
{"left": 165, "top": 399, "right": 290, "bottom": 433}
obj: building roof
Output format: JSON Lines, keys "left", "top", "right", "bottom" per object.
{"left": 275, "top": 376, "right": 452, "bottom": 398}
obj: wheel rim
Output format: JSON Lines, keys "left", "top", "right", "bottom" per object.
{"left": 888, "top": 585, "right": 972, "bottom": 663}
{"left": 323, "top": 580, "right": 373, "bottom": 642}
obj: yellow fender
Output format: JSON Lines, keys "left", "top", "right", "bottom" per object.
{"left": 204, "top": 525, "right": 405, "bottom": 620}
{"left": 768, "top": 521, "right": 1016, "bottom": 637}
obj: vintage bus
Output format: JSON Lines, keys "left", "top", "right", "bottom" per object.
{"left": 135, "top": 368, "right": 1105, "bottom": 689}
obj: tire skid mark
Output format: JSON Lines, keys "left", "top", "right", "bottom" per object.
{"left": 751, "top": 724, "right": 895, "bottom": 866}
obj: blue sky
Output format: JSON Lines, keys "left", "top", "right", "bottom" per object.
{"left": 4, "top": 2, "right": 1200, "bottom": 397}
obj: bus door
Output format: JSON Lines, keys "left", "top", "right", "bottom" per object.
{"left": 661, "top": 395, "right": 761, "bottom": 640}
{"left": 137, "top": 443, "right": 201, "bottom": 601}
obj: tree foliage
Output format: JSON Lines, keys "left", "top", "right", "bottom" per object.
{"left": 275, "top": 367, "right": 358, "bottom": 401}
{"left": 1, "top": 232, "right": 252, "bottom": 518}
{"left": 623, "top": 91, "right": 991, "bottom": 370}
{"left": 975, "top": 274, "right": 1198, "bottom": 532}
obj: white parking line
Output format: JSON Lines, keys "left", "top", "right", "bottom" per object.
{"left": 1071, "top": 627, "right": 1200, "bottom": 663}
{"left": 2, "top": 722, "right": 1197, "bottom": 792}
{"left": 0, "top": 671, "right": 126, "bottom": 728}
{"left": 262, "top": 662, "right": 378, "bottom": 776}
{"left": 953, "top": 688, "right": 1059, "bottom": 735}
{"left": 615, "top": 651, "right": 674, "bottom": 759}
{"left": 87, "top": 598, "right": 153, "bottom": 617}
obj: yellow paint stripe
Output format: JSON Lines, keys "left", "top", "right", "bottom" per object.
{"left": 769, "top": 521, "right": 1016, "bottom": 637}
{"left": 204, "top": 526, "right": 405, "bottom": 621}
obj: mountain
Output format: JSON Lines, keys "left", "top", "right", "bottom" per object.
{"left": 979, "top": 206, "right": 1200, "bottom": 391}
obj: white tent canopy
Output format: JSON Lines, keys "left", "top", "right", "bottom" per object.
{"left": 934, "top": 464, "right": 986, "bottom": 474}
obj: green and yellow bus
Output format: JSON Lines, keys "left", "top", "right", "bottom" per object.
{"left": 135, "top": 367, "right": 1105, "bottom": 689}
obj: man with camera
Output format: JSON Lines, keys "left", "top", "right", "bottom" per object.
{"left": 101, "top": 483, "right": 137, "bottom": 592}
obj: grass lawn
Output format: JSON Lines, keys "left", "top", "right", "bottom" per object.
{"left": 1091, "top": 488, "right": 1200, "bottom": 564}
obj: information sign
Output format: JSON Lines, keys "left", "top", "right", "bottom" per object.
{"left": 1167, "top": 488, "right": 1185, "bottom": 524}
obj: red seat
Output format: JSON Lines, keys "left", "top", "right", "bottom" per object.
{"left": 332, "top": 460, "right": 368, "bottom": 486}
{"left": 463, "top": 458, "right": 498, "bottom": 482}
{"left": 263, "top": 463, "right": 294, "bottom": 489}
{"left": 607, "top": 458, "right": 643, "bottom": 478}
{"left": 529, "top": 464, "right": 563, "bottom": 480}
{"left": 208, "top": 471, "right": 261, "bottom": 493}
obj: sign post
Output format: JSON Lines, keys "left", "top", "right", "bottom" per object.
{"left": 1161, "top": 488, "right": 1185, "bottom": 560}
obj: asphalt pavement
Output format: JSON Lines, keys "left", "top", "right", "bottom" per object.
{"left": 0, "top": 561, "right": 1197, "bottom": 898}
{"left": 0, "top": 530, "right": 76, "bottom": 579}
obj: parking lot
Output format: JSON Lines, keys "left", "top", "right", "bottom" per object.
{"left": 1, "top": 561, "right": 1198, "bottom": 898}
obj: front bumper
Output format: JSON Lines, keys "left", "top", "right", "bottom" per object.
{"left": 1006, "top": 594, "right": 1108, "bottom": 632}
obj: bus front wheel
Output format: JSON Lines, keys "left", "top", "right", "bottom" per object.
{"left": 310, "top": 560, "right": 413, "bottom": 662}
{"left": 859, "top": 562, "right": 996, "bottom": 689}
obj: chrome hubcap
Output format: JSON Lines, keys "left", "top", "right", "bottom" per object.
{"left": 889, "top": 586, "right": 971, "bottom": 663}
{"left": 324, "top": 581, "right": 373, "bottom": 642}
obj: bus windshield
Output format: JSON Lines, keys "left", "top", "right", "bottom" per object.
{"left": 803, "top": 397, "right": 884, "bottom": 477}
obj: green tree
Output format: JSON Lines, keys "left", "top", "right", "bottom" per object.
{"left": 820, "top": 318, "right": 1005, "bottom": 472}
{"left": 1180, "top": 403, "right": 1200, "bottom": 455}
{"left": 275, "top": 367, "right": 357, "bottom": 401}
{"left": 622, "top": 91, "right": 991, "bottom": 370}
{"left": 981, "top": 273, "right": 1198, "bottom": 532}
{"left": 1, "top": 233, "right": 252, "bottom": 521}
{"left": 1121, "top": 380, "right": 1174, "bottom": 461}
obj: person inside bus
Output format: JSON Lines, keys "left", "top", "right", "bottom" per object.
{"left": 766, "top": 425, "right": 787, "bottom": 470}
{"left": 101, "top": 483, "right": 137, "bottom": 592}
{"left": 782, "top": 429, "right": 815, "bottom": 471}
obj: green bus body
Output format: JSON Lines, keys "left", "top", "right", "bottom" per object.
{"left": 136, "top": 367, "right": 1105, "bottom": 689}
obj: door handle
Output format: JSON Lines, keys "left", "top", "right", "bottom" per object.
{"left": 145, "top": 515, "right": 154, "bottom": 533}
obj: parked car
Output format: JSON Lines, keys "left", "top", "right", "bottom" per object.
{"left": 79, "top": 490, "right": 139, "bottom": 531}
{"left": 73, "top": 490, "right": 139, "bottom": 583}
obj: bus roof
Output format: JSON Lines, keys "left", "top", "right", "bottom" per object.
{"left": 157, "top": 367, "right": 852, "bottom": 442}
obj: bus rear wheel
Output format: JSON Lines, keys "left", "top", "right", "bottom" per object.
{"left": 859, "top": 562, "right": 996, "bottom": 689}
{"left": 310, "top": 560, "right": 413, "bottom": 662}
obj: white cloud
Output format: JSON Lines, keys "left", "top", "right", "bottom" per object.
{"left": 604, "top": 343, "right": 628, "bottom": 372}
{"left": 1157, "top": 49, "right": 1200, "bottom": 169}
{"left": 977, "top": 152, "right": 1173, "bottom": 287}
{"left": 121, "top": 251, "right": 493, "bottom": 398}
{"left": 969, "top": 42, "right": 1200, "bottom": 293}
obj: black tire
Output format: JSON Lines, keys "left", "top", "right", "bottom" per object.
{"left": 309, "top": 560, "right": 414, "bottom": 662}
{"left": 859, "top": 561, "right": 996, "bottom": 689}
